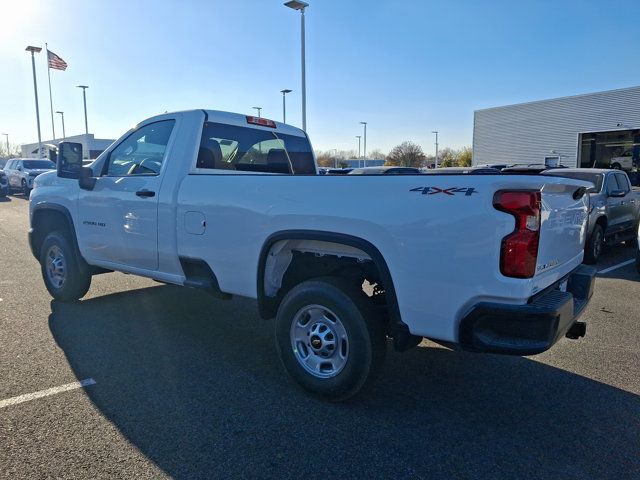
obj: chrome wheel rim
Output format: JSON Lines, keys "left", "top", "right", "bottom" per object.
{"left": 46, "top": 245, "right": 66, "bottom": 289}
{"left": 290, "top": 304, "right": 349, "bottom": 379}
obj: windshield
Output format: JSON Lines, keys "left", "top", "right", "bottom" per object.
{"left": 547, "top": 171, "right": 603, "bottom": 192}
{"left": 23, "top": 160, "right": 56, "bottom": 170}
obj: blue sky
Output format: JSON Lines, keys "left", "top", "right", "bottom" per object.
{"left": 1, "top": 0, "right": 639, "bottom": 155}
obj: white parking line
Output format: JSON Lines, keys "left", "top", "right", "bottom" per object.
{"left": 0, "top": 378, "right": 96, "bottom": 409}
{"left": 597, "top": 259, "right": 636, "bottom": 275}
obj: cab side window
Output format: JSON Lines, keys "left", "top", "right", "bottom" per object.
{"left": 606, "top": 175, "right": 620, "bottom": 194}
{"left": 614, "top": 173, "right": 630, "bottom": 193}
{"left": 105, "top": 120, "right": 175, "bottom": 177}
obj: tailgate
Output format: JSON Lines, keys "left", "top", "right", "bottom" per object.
{"left": 536, "top": 182, "right": 590, "bottom": 276}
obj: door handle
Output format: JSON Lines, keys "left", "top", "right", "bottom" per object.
{"left": 135, "top": 189, "right": 155, "bottom": 198}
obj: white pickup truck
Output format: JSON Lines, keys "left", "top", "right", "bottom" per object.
{"left": 29, "top": 109, "right": 596, "bottom": 400}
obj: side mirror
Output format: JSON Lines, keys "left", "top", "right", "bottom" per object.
{"left": 57, "top": 141, "right": 83, "bottom": 179}
{"left": 78, "top": 166, "right": 97, "bottom": 191}
{"left": 608, "top": 189, "right": 626, "bottom": 198}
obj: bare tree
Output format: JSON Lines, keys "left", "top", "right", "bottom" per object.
{"left": 385, "top": 141, "right": 425, "bottom": 167}
{"left": 0, "top": 141, "right": 21, "bottom": 159}
{"left": 367, "top": 149, "right": 387, "bottom": 161}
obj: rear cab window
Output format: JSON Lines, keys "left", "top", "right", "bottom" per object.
{"left": 196, "top": 122, "right": 316, "bottom": 174}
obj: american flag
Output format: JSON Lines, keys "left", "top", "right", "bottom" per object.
{"left": 47, "top": 50, "right": 68, "bottom": 71}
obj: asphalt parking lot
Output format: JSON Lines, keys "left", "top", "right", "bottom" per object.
{"left": 0, "top": 194, "right": 638, "bottom": 479}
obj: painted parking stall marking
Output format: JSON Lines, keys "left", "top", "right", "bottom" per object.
{"left": 597, "top": 259, "right": 636, "bottom": 275}
{"left": 0, "top": 378, "right": 96, "bottom": 409}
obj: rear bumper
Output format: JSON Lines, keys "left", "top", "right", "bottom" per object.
{"left": 459, "top": 264, "right": 596, "bottom": 355}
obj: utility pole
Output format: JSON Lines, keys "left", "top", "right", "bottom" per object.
{"left": 280, "top": 89, "right": 292, "bottom": 123}
{"left": 56, "top": 111, "right": 66, "bottom": 138}
{"left": 432, "top": 130, "right": 439, "bottom": 168}
{"left": 284, "top": 1, "right": 309, "bottom": 131}
{"left": 77, "top": 85, "right": 89, "bottom": 134}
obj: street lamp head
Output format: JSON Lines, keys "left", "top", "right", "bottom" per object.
{"left": 360, "top": 121, "right": 367, "bottom": 125}
{"left": 356, "top": 135, "right": 361, "bottom": 138}
{"left": 284, "top": 0, "right": 309, "bottom": 10}
{"left": 281, "top": 89, "right": 292, "bottom": 94}
{"left": 431, "top": 130, "right": 438, "bottom": 134}
{"left": 55, "top": 111, "right": 63, "bottom": 114}
{"left": 25, "top": 46, "right": 42, "bottom": 53}
{"left": 76, "top": 85, "right": 89, "bottom": 89}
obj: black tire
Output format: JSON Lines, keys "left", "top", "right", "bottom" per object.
{"left": 40, "top": 232, "right": 92, "bottom": 301}
{"left": 584, "top": 224, "right": 604, "bottom": 264}
{"left": 275, "top": 277, "right": 386, "bottom": 401}
{"left": 636, "top": 252, "right": 640, "bottom": 274}
{"left": 611, "top": 163, "right": 622, "bottom": 170}
{"left": 21, "top": 179, "right": 29, "bottom": 196}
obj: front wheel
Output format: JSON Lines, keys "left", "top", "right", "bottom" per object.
{"left": 40, "top": 232, "right": 92, "bottom": 301}
{"left": 275, "top": 277, "right": 386, "bottom": 401}
{"left": 584, "top": 225, "right": 604, "bottom": 264}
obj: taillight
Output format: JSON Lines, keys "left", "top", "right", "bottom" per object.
{"left": 246, "top": 116, "right": 277, "bottom": 128}
{"left": 493, "top": 190, "right": 541, "bottom": 278}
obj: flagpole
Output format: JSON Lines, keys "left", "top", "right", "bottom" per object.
{"left": 46, "top": 43, "right": 56, "bottom": 140}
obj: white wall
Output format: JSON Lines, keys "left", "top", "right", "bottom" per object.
{"left": 473, "top": 86, "right": 640, "bottom": 167}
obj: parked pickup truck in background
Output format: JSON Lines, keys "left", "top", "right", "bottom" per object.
{"left": 543, "top": 168, "right": 640, "bottom": 264}
{"left": 29, "top": 109, "right": 596, "bottom": 400}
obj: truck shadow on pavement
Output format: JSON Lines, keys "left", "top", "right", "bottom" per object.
{"left": 49, "top": 284, "right": 639, "bottom": 480}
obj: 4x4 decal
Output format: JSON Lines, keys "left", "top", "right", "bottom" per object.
{"left": 410, "top": 187, "right": 478, "bottom": 196}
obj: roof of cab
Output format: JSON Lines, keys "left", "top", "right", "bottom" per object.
{"left": 203, "top": 109, "right": 307, "bottom": 137}
{"left": 139, "top": 109, "right": 308, "bottom": 138}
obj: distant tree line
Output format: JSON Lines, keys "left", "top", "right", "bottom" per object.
{"left": 315, "top": 142, "right": 472, "bottom": 169}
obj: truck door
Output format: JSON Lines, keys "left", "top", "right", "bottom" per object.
{"left": 614, "top": 172, "right": 636, "bottom": 231}
{"left": 605, "top": 173, "right": 629, "bottom": 236}
{"left": 77, "top": 120, "right": 176, "bottom": 270}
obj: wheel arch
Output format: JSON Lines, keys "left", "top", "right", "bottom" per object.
{"left": 30, "top": 203, "right": 80, "bottom": 261}
{"left": 256, "top": 230, "right": 404, "bottom": 329}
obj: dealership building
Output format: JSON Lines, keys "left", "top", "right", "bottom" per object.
{"left": 21, "top": 133, "right": 115, "bottom": 160}
{"left": 473, "top": 86, "right": 640, "bottom": 171}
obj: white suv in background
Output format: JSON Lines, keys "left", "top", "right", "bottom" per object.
{"left": 610, "top": 151, "right": 634, "bottom": 171}
{"left": 3, "top": 158, "right": 56, "bottom": 196}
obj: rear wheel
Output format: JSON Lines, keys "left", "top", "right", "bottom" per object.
{"left": 275, "top": 277, "right": 386, "bottom": 401}
{"left": 584, "top": 225, "right": 604, "bottom": 264}
{"left": 40, "top": 232, "right": 92, "bottom": 301}
{"left": 611, "top": 163, "right": 622, "bottom": 170}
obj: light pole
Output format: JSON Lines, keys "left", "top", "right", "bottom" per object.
{"left": 252, "top": 106, "right": 262, "bottom": 118}
{"left": 432, "top": 130, "right": 439, "bottom": 168}
{"left": 56, "top": 111, "right": 66, "bottom": 139}
{"left": 360, "top": 122, "right": 367, "bottom": 164}
{"left": 356, "top": 135, "right": 361, "bottom": 161}
{"left": 77, "top": 85, "right": 89, "bottom": 135}
{"left": 1, "top": 133, "right": 9, "bottom": 157}
{"left": 26, "top": 46, "right": 43, "bottom": 157}
{"left": 280, "top": 89, "right": 292, "bottom": 123}
{"left": 284, "top": 1, "right": 308, "bottom": 131}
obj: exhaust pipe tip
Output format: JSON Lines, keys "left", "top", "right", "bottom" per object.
{"left": 566, "top": 321, "right": 587, "bottom": 340}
